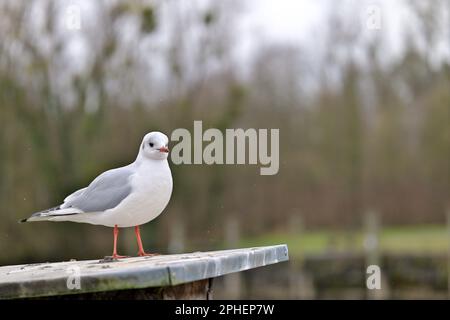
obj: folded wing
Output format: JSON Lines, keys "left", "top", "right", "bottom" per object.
{"left": 22, "top": 166, "right": 134, "bottom": 222}
{"left": 61, "top": 166, "right": 134, "bottom": 212}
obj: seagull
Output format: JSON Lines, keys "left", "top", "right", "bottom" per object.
{"left": 20, "top": 131, "right": 173, "bottom": 259}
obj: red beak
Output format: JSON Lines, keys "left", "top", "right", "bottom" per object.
{"left": 158, "top": 146, "right": 170, "bottom": 153}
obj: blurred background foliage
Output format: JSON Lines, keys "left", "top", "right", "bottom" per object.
{"left": 0, "top": 0, "right": 449, "bottom": 298}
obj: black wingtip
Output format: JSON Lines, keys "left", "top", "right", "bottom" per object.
{"left": 18, "top": 218, "right": 28, "bottom": 223}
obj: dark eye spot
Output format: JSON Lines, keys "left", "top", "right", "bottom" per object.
{"left": 149, "top": 142, "right": 154, "bottom": 147}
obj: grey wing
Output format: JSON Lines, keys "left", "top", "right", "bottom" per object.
{"left": 64, "top": 187, "right": 87, "bottom": 203}
{"left": 62, "top": 166, "right": 134, "bottom": 213}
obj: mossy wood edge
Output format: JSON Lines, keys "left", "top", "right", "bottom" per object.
{"left": 0, "top": 245, "right": 288, "bottom": 299}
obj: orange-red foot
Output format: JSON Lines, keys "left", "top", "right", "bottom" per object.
{"left": 138, "top": 251, "right": 160, "bottom": 257}
{"left": 112, "top": 254, "right": 129, "bottom": 259}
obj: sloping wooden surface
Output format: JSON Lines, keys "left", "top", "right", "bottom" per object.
{"left": 0, "top": 245, "right": 288, "bottom": 299}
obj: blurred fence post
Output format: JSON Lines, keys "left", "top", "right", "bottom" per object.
{"left": 447, "top": 207, "right": 450, "bottom": 299}
{"left": 364, "top": 209, "right": 388, "bottom": 299}
{"left": 168, "top": 217, "right": 185, "bottom": 254}
{"left": 288, "top": 213, "right": 315, "bottom": 299}
{"left": 224, "top": 215, "right": 242, "bottom": 299}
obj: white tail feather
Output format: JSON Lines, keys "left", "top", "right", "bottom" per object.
{"left": 25, "top": 207, "right": 83, "bottom": 222}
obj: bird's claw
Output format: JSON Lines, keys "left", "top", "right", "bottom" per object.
{"left": 138, "top": 252, "right": 160, "bottom": 257}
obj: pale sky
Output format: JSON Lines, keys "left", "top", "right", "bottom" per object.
{"left": 236, "top": 0, "right": 449, "bottom": 68}
{"left": 19, "top": 0, "right": 449, "bottom": 106}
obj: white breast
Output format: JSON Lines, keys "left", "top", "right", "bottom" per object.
{"left": 96, "top": 160, "right": 173, "bottom": 227}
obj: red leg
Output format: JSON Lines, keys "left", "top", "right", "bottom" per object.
{"left": 135, "top": 226, "right": 158, "bottom": 257}
{"left": 112, "top": 225, "right": 128, "bottom": 259}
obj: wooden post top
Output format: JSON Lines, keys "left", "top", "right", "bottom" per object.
{"left": 0, "top": 245, "right": 288, "bottom": 299}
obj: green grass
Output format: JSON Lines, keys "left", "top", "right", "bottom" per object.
{"left": 238, "top": 225, "right": 449, "bottom": 257}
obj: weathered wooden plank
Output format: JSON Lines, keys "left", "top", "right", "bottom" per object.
{"left": 25, "top": 279, "right": 213, "bottom": 300}
{"left": 0, "top": 245, "right": 288, "bottom": 299}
